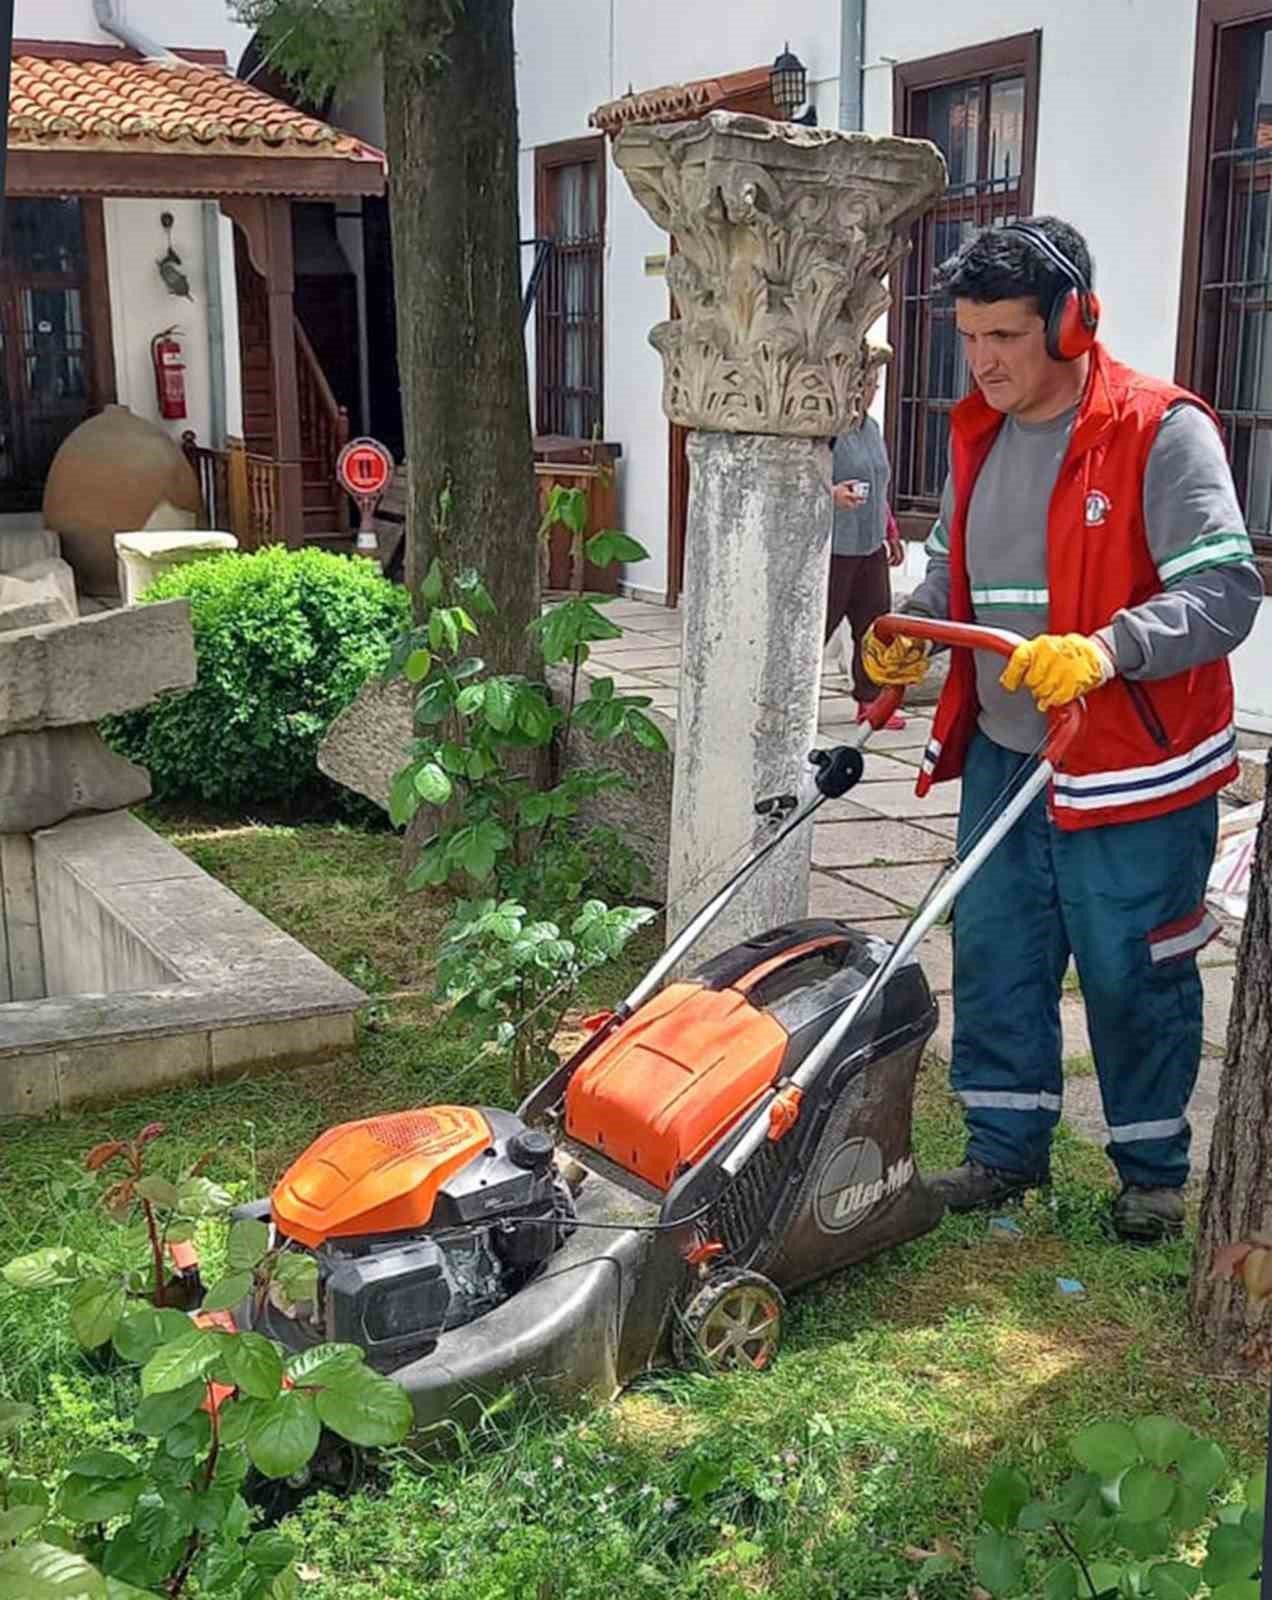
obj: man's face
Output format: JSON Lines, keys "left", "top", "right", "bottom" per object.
{"left": 956, "top": 296, "right": 1055, "bottom": 416}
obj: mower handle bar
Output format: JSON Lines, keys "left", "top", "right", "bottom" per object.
{"left": 871, "top": 613, "right": 1085, "bottom": 768}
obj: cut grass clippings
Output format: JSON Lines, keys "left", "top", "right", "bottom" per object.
{"left": 0, "top": 813, "right": 1263, "bottom": 1600}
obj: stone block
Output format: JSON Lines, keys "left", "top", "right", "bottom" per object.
{"left": 54, "top": 1031, "right": 212, "bottom": 1110}
{"left": 854, "top": 778, "right": 960, "bottom": 821}
{"left": 0, "top": 600, "right": 195, "bottom": 736}
{"left": 0, "top": 1051, "right": 59, "bottom": 1119}
{"left": 0, "top": 527, "right": 60, "bottom": 575}
{"left": 0, "top": 558, "right": 77, "bottom": 634}
{"left": 115, "top": 530, "right": 237, "bottom": 605}
{"left": 0, "top": 833, "right": 44, "bottom": 1000}
{"left": 840, "top": 860, "right": 950, "bottom": 913}
{"left": 0, "top": 728, "right": 151, "bottom": 833}
{"left": 1226, "top": 749, "right": 1267, "bottom": 806}
{"left": 808, "top": 869, "right": 906, "bottom": 921}
{"left": 318, "top": 672, "right": 413, "bottom": 811}
{"left": 210, "top": 1013, "right": 356, "bottom": 1080}
{"left": 812, "top": 817, "right": 952, "bottom": 870}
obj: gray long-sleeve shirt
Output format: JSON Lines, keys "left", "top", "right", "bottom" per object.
{"left": 903, "top": 402, "right": 1262, "bottom": 753}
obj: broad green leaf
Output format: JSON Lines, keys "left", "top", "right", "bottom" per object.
{"left": 4, "top": 1246, "right": 80, "bottom": 1290}
{"left": 0, "top": 1503, "right": 46, "bottom": 1542}
{"left": 483, "top": 678, "right": 516, "bottom": 732}
{"left": 141, "top": 1327, "right": 228, "bottom": 1395}
{"left": 1087, "top": 1562, "right": 1126, "bottom": 1597}
{"left": 0, "top": 1541, "right": 107, "bottom": 1598}
{"left": 228, "top": 1219, "right": 271, "bottom": 1274}
{"left": 516, "top": 693, "right": 556, "bottom": 742}
{"left": 271, "top": 1253, "right": 317, "bottom": 1309}
{"left": 519, "top": 792, "right": 551, "bottom": 827}
{"left": 200, "top": 1271, "right": 253, "bottom": 1314}
{"left": 413, "top": 763, "right": 453, "bottom": 806}
{"left": 1115, "top": 1518, "right": 1172, "bottom": 1559}
{"left": 455, "top": 683, "right": 485, "bottom": 716}
{"left": 283, "top": 1343, "right": 363, "bottom": 1387}
{"left": 194, "top": 1540, "right": 245, "bottom": 1595}
{"left": 625, "top": 709, "right": 669, "bottom": 751}
{"left": 404, "top": 647, "right": 432, "bottom": 683}
{"left": 175, "top": 1177, "right": 233, "bottom": 1219}
{"left": 246, "top": 1532, "right": 296, "bottom": 1575}
{"left": 1073, "top": 1423, "right": 1141, "bottom": 1481}
{"left": 1044, "top": 1564, "right": 1080, "bottom": 1600}
{"left": 982, "top": 1465, "right": 1032, "bottom": 1532}
{"left": 420, "top": 557, "right": 444, "bottom": 607}
{"left": 1134, "top": 1417, "right": 1193, "bottom": 1469}
{"left": 1210, "top": 1584, "right": 1261, "bottom": 1600}
{"left": 70, "top": 1279, "right": 127, "bottom": 1350}
{"left": 106, "top": 1582, "right": 159, "bottom": 1600}
{"left": 57, "top": 1473, "right": 145, "bottom": 1524}
{"left": 1168, "top": 1482, "right": 1208, "bottom": 1532}
{"left": 246, "top": 1391, "right": 321, "bottom": 1479}
{"left": 163, "top": 1411, "right": 212, "bottom": 1459}
{"left": 7, "top": 1477, "right": 50, "bottom": 1515}
{"left": 1018, "top": 1501, "right": 1053, "bottom": 1532}
{"left": 102, "top": 1519, "right": 181, "bottom": 1590}
{"left": 1241, "top": 1506, "right": 1264, "bottom": 1545}
{"left": 134, "top": 1379, "right": 205, "bottom": 1435}
{"left": 1202, "top": 1524, "right": 1260, "bottom": 1587}
{"left": 388, "top": 766, "right": 420, "bottom": 829}
{"left": 66, "top": 1450, "right": 137, "bottom": 1482}
{"left": 315, "top": 1371, "right": 413, "bottom": 1447}
{"left": 1245, "top": 1466, "right": 1267, "bottom": 1513}
{"left": 1147, "top": 1562, "right": 1201, "bottom": 1600}
{"left": 216, "top": 1397, "right": 264, "bottom": 1448}
{"left": 130, "top": 1490, "right": 192, "bottom": 1558}
{"left": 972, "top": 1529, "right": 1027, "bottom": 1597}
{"left": 1120, "top": 1466, "right": 1176, "bottom": 1524}
{"left": 584, "top": 529, "right": 649, "bottom": 567}
{"left": 134, "top": 1177, "right": 180, "bottom": 1209}
{"left": 221, "top": 1332, "right": 283, "bottom": 1400}
{"left": 112, "top": 1306, "right": 190, "bottom": 1366}
{"left": 0, "top": 1398, "right": 36, "bottom": 1435}
{"left": 1055, "top": 1473, "right": 1104, "bottom": 1521}
{"left": 1178, "top": 1438, "right": 1226, "bottom": 1495}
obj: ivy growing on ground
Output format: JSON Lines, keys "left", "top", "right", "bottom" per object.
{"left": 386, "top": 487, "right": 666, "bottom": 1090}
{"left": 0, "top": 1125, "right": 412, "bottom": 1598}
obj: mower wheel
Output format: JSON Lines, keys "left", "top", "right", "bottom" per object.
{"left": 674, "top": 1269, "right": 785, "bottom": 1373}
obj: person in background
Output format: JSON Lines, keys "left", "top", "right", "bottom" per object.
{"left": 828, "top": 345, "right": 906, "bottom": 730}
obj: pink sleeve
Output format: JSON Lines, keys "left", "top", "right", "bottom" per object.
{"left": 886, "top": 507, "right": 900, "bottom": 542}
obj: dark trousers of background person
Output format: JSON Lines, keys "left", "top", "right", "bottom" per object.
{"left": 825, "top": 547, "right": 892, "bottom": 704}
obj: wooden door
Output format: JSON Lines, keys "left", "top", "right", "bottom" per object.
{"left": 0, "top": 198, "right": 111, "bottom": 511}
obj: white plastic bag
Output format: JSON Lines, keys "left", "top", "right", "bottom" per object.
{"left": 1207, "top": 803, "right": 1263, "bottom": 920}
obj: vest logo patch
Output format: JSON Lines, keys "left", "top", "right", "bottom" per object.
{"left": 1084, "top": 490, "right": 1112, "bottom": 526}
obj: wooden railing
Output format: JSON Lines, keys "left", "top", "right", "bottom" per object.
{"left": 183, "top": 432, "right": 281, "bottom": 552}
{"left": 295, "top": 318, "right": 349, "bottom": 493}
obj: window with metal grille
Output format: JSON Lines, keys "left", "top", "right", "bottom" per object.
{"left": 886, "top": 34, "right": 1040, "bottom": 541}
{"left": 1179, "top": 1, "right": 1272, "bottom": 583}
{"left": 534, "top": 137, "right": 605, "bottom": 441}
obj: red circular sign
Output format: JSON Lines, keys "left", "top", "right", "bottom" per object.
{"left": 337, "top": 437, "right": 394, "bottom": 500}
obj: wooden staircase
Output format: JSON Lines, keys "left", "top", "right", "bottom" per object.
{"left": 236, "top": 238, "right": 350, "bottom": 539}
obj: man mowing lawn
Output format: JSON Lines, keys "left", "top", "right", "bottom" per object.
{"left": 864, "top": 215, "right": 1260, "bottom": 1243}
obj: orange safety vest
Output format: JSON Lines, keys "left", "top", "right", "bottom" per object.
{"left": 919, "top": 344, "right": 1238, "bottom": 830}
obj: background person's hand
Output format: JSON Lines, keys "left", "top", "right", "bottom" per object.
{"left": 863, "top": 624, "right": 930, "bottom": 687}
{"left": 885, "top": 533, "right": 905, "bottom": 568}
{"left": 833, "top": 480, "right": 869, "bottom": 510}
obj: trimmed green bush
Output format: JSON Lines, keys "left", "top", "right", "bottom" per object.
{"left": 103, "top": 546, "right": 410, "bottom": 810}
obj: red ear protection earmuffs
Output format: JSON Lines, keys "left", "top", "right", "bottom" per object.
{"left": 1001, "top": 222, "right": 1101, "bottom": 362}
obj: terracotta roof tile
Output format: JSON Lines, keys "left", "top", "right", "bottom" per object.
{"left": 591, "top": 66, "right": 778, "bottom": 135}
{"left": 9, "top": 54, "right": 384, "bottom": 166}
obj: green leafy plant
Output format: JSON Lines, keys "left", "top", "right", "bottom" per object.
{"left": 103, "top": 546, "right": 410, "bottom": 812}
{"left": 973, "top": 1417, "right": 1264, "bottom": 1600}
{"left": 0, "top": 1128, "right": 412, "bottom": 1597}
{"left": 436, "top": 896, "right": 654, "bottom": 1094}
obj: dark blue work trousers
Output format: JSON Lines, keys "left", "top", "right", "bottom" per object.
{"left": 951, "top": 733, "right": 1218, "bottom": 1189}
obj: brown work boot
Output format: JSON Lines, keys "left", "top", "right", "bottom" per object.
{"left": 1112, "top": 1185, "right": 1186, "bottom": 1244}
{"left": 928, "top": 1158, "right": 1049, "bottom": 1213}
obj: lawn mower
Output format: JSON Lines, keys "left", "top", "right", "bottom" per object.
{"left": 231, "top": 617, "right": 1083, "bottom": 1435}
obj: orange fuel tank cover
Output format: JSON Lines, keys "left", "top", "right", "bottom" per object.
{"left": 271, "top": 1106, "right": 491, "bottom": 1249}
{"left": 564, "top": 982, "right": 789, "bottom": 1191}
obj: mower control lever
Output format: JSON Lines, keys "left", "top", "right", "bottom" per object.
{"left": 809, "top": 744, "right": 864, "bottom": 799}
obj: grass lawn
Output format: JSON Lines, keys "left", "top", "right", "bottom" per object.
{"left": 0, "top": 814, "right": 1264, "bottom": 1600}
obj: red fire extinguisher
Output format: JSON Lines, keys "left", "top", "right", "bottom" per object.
{"left": 151, "top": 329, "right": 187, "bottom": 421}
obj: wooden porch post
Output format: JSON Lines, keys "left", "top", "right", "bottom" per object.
{"left": 265, "top": 196, "right": 303, "bottom": 547}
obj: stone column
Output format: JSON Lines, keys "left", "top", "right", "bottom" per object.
{"left": 613, "top": 111, "right": 945, "bottom": 959}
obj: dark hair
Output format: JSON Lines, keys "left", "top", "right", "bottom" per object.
{"left": 934, "top": 216, "right": 1094, "bottom": 316}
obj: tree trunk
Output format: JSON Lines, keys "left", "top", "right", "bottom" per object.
{"left": 382, "top": 0, "right": 542, "bottom": 870}
{"left": 1190, "top": 754, "right": 1272, "bottom": 1367}
{"left": 383, "top": 0, "right": 538, "bottom": 644}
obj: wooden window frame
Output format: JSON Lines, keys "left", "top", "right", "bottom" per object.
{"left": 534, "top": 135, "right": 606, "bottom": 441}
{"left": 885, "top": 31, "right": 1041, "bottom": 542}
{"left": 1177, "top": 0, "right": 1272, "bottom": 589}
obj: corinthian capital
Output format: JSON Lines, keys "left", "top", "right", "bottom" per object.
{"left": 613, "top": 111, "right": 946, "bottom": 436}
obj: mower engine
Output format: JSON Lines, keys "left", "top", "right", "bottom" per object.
{"left": 237, "top": 1107, "right": 575, "bottom": 1370}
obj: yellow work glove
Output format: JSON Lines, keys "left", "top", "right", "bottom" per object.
{"left": 863, "top": 624, "right": 930, "bottom": 687}
{"left": 1000, "top": 632, "right": 1115, "bottom": 711}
